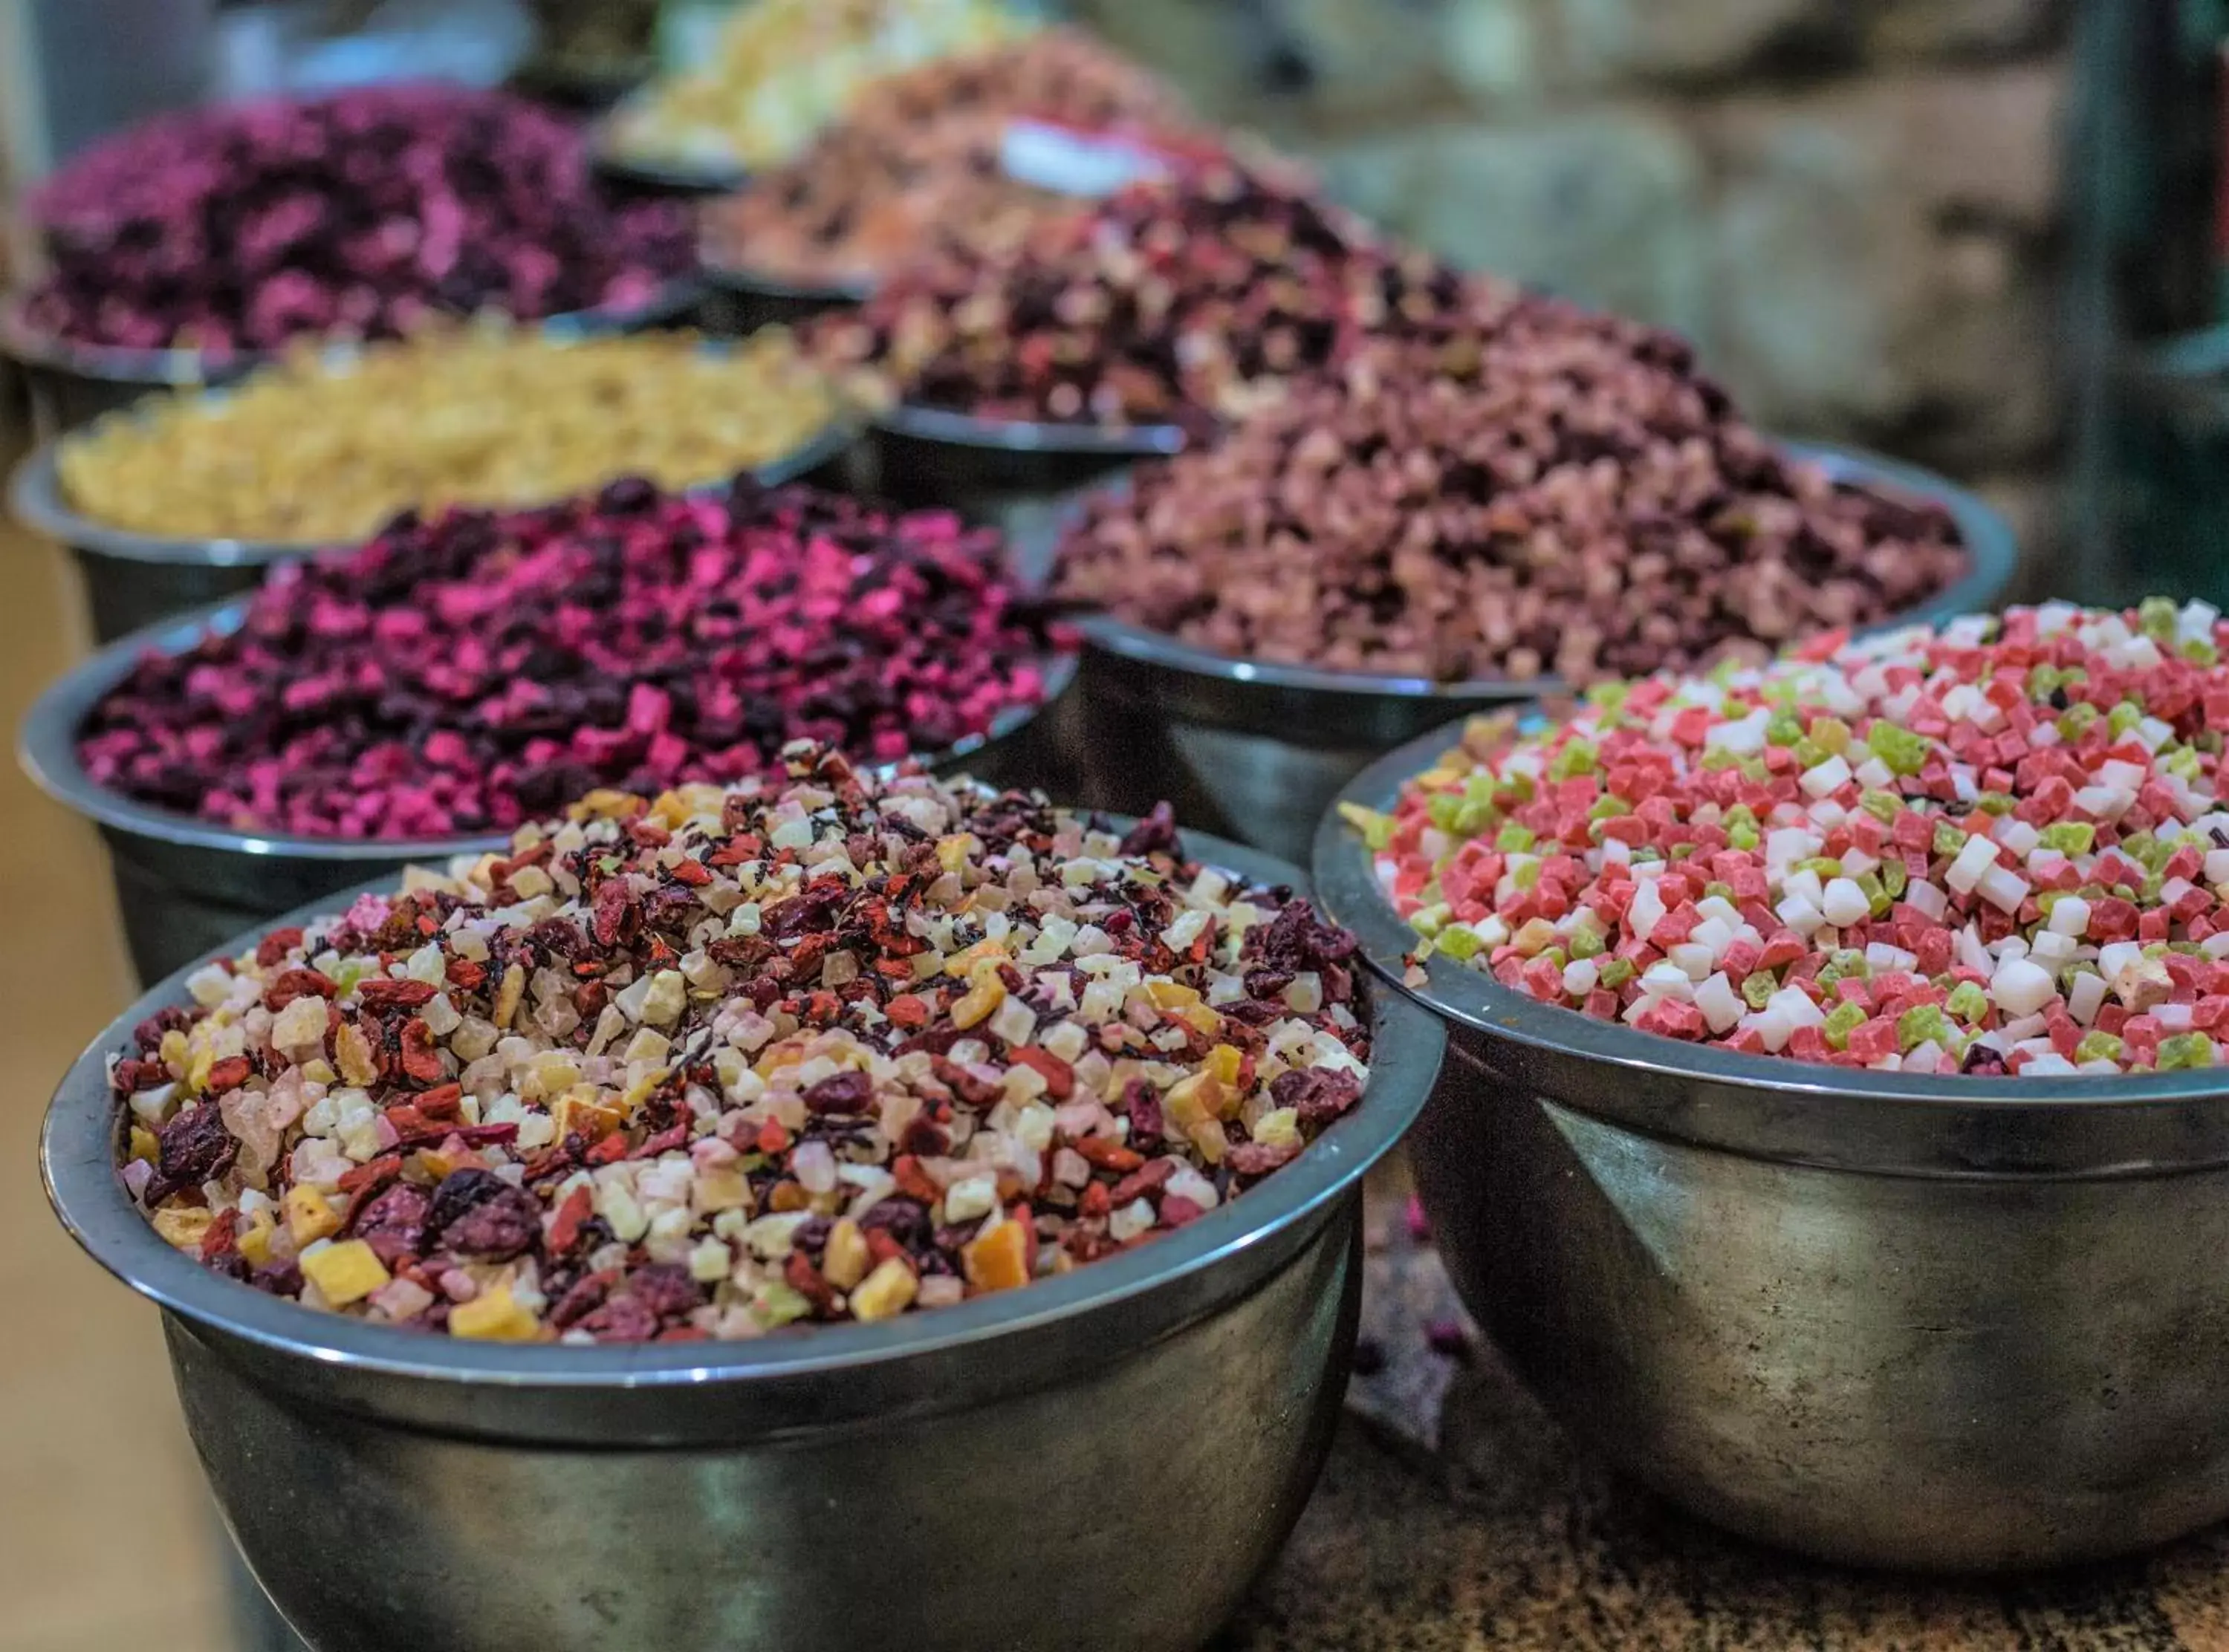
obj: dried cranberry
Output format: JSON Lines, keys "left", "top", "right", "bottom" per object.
{"left": 1267, "top": 1066, "right": 1362, "bottom": 1126}
{"left": 802, "top": 1070, "right": 873, "bottom": 1115}
{"left": 144, "top": 1104, "right": 237, "bottom": 1203}
{"left": 349, "top": 1183, "right": 432, "bottom": 1267}
{"left": 424, "top": 1168, "right": 542, "bottom": 1261}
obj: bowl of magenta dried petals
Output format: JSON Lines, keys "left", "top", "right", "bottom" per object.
{"left": 42, "top": 745, "right": 1442, "bottom": 1652}
{"left": 4, "top": 82, "right": 699, "bottom": 432}
{"left": 22, "top": 475, "right": 1074, "bottom": 983}
{"left": 1315, "top": 599, "right": 2229, "bottom": 1573}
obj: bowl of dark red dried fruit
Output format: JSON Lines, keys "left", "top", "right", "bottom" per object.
{"left": 4, "top": 82, "right": 701, "bottom": 432}
{"left": 1028, "top": 297, "right": 2015, "bottom": 865}
{"left": 42, "top": 747, "right": 1443, "bottom": 1652}
{"left": 813, "top": 157, "right": 1472, "bottom": 521}
{"left": 1315, "top": 599, "right": 2229, "bottom": 1573}
{"left": 21, "top": 477, "right": 1074, "bottom": 983}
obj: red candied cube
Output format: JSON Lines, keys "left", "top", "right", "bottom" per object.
{"left": 1787, "top": 1024, "right": 1829, "bottom": 1061}
{"left": 1720, "top": 938, "right": 1762, "bottom": 981}
{"left": 1725, "top": 1027, "right": 1768, "bottom": 1055}
{"left": 1584, "top": 988, "right": 1620, "bottom": 1021}
{"left": 2138, "top": 780, "right": 2184, "bottom": 822}
{"left": 2173, "top": 885, "right": 2213, "bottom": 924}
{"left": 1846, "top": 1017, "right": 1899, "bottom": 1062}
{"left": 1833, "top": 978, "right": 1870, "bottom": 1006}
{"left": 1522, "top": 957, "right": 1564, "bottom": 998}
{"left": 2096, "top": 1001, "right": 2129, "bottom": 1034}
{"left": 1730, "top": 865, "right": 1769, "bottom": 901}
{"left": 2165, "top": 846, "right": 2204, "bottom": 884}
{"left": 2015, "top": 775, "right": 2074, "bottom": 825}
{"left": 2139, "top": 908, "right": 2172, "bottom": 943}
{"left": 1453, "top": 899, "right": 1488, "bottom": 924}
{"left": 1982, "top": 767, "right": 2016, "bottom": 793}
{"left": 1739, "top": 900, "right": 1779, "bottom": 934}
{"left": 2193, "top": 996, "right": 2229, "bottom": 1030}
{"left": 1600, "top": 815, "right": 1648, "bottom": 845}
{"left": 1915, "top": 928, "right": 1954, "bottom": 977}
{"left": 1668, "top": 706, "right": 1716, "bottom": 746}
{"left": 1892, "top": 810, "right": 1934, "bottom": 851}
{"left": 1635, "top": 997, "right": 1707, "bottom": 1040}
{"left": 2089, "top": 897, "right": 2140, "bottom": 940}
{"left": 1652, "top": 903, "right": 1701, "bottom": 948}
{"left": 1757, "top": 929, "right": 1808, "bottom": 970}
{"left": 1871, "top": 969, "right": 1916, "bottom": 1001}
{"left": 2048, "top": 1016, "right": 2081, "bottom": 1057}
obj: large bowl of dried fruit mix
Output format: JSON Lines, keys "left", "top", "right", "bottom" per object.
{"left": 3, "top": 82, "right": 698, "bottom": 431}
{"left": 1312, "top": 600, "right": 2229, "bottom": 1573}
{"left": 10, "top": 325, "right": 850, "bottom": 644}
{"left": 22, "top": 478, "right": 1073, "bottom": 984}
{"left": 42, "top": 747, "right": 1443, "bottom": 1652}
{"left": 1032, "top": 302, "right": 2013, "bottom": 864}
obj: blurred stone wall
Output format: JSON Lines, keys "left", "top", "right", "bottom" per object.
{"left": 1074, "top": 0, "right": 2068, "bottom": 550}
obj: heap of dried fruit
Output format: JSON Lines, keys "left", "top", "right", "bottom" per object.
{"left": 703, "top": 29, "right": 1190, "bottom": 289}
{"left": 1052, "top": 300, "right": 1969, "bottom": 682}
{"left": 609, "top": 0, "right": 1027, "bottom": 173}
{"left": 115, "top": 748, "right": 1375, "bottom": 1341}
{"left": 20, "top": 82, "right": 693, "bottom": 354}
{"left": 78, "top": 480, "right": 1060, "bottom": 839}
{"left": 814, "top": 158, "right": 1472, "bottom": 434}
{"left": 56, "top": 325, "right": 838, "bottom": 544}
{"left": 1357, "top": 602, "right": 2229, "bottom": 1076}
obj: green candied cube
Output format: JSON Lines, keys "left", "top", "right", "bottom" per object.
{"left": 2157, "top": 1032, "right": 2216, "bottom": 1070}
{"left": 1933, "top": 822, "right": 1968, "bottom": 856}
{"left": 1741, "top": 971, "right": 1778, "bottom": 1009}
{"left": 1548, "top": 739, "right": 1598, "bottom": 779}
{"left": 1856, "top": 871, "right": 1890, "bottom": 915}
{"left": 2074, "top": 1030, "right": 2125, "bottom": 1064}
{"left": 1337, "top": 802, "right": 1396, "bottom": 851}
{"left": 1727, "top": 821, "right": 1761, "bottom": 851}
{"left": 1859, "top": 789, "right": 1902, "bottom": 823}
{"left": 1881, "top": 859, "right": 1907, "bottom": 899}
{"left": 2056, "top": 702, "right": 2099, "bottom": 739}
{"left": 1822, "top": 1001, "right": 1868, "bottom": 1050}
{"left": 1597, "top": 957, "right": 1636, "bottom": 989}
{"left": 1495, "top": 822, "right": 1537, "bottom": 853}
{"left": 2138, "top": 595, "right": 2179, "bottom": 641}
{"left": 1865, "top": 720, "right": 1930, "bottom": 777}
{"left": 1435, "top": 924, "right": 1482, "bottom": 963}
{"left": 2037, "top": 822, "right": 2095, "bottom": 855}
{"left": 1896, "top": 1004, "right": 1949, "bottom": 1052}
{"left": 1765, "top": 711, "right": 1805, "bottom": 747}
{"left": 2109, "top": 700, "right": 2144, "bottom": 737}
{"left": 1427, "top": 793, "right": 1465, "bottom": 833}
{"left": 1946, "top": 981, "right": 1990, "bottom": 1023}
{"left": 1568, "top": 923, "right": 1606, "bottom": 960}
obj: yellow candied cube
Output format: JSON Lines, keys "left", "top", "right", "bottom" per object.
{"left": 158, "top": 1028, "right": 189, "bottom": 1077}
{"left": 285, "top": 1185, "right": 344, "bottom": 1246}
{"left": 492, "top": 963, "right": 528, "bottom": 1031}
{"left": 238, "top": 1212, "right": 277, "bottom": 1267}
{"left": 152, "top": 1207, "right": 215, "bottom": 1252}
{"left": 128, "top": 1125, "right": 160, "bottom": 1165}
{"left": 1203, "top": 1045, "right": 1244, "bottom": 1087}
{"left": 449, "top": 1285, "right": 542, "bottom": 1342}
{"left": 1252, "top": 1107, "right": 1302, "bottom": 1151}
{"left": 821, "top": 1218, "right": 870, "bottom": 1290}
{"left": 1144, "top": 981, "right": 1202, "bottom": 1011}
{"left": 691, "top": 1167, "right": 754, "bottom": 1215}
{"left": 300, "top": 1239, "right": 389, "bottom": 1306}
{"left": 571, "top": 788, "right": 642, "bottom": 822}
{"left": 848, "top": 1256, "right": 918, "bottom": 1322}
{"left": 1187, "top": 1117, "right": 1230, "bottom": 1165}
{"left": 551, "top": 1091, "right": 625, "bottom": 1146}
{"left": 934, "top": 833, "right": 979, "bottom": 874}
{"left": 334, "top": 1023, "right": 379, "bottom": 1087}
{"left": 1162, "top": 1072, "right": 1224, "bottom": 1133}
{"left": 950, "top": 977, "right": 1005, "bottom": 1030}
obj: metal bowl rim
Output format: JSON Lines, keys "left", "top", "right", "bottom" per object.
{"left": 875, "top": 401, "right": 1189, "bottom": 459}
{"left": 1315, "top": 703, "right": 2229, "bottom": 1116}
{"left": 9, "top": 411, "right": 860, "bottom": 569}
{"left": 20, "top": 599, "right": 1077, "bottom": 863}
{"left": 698, "top": 258, "right": 875, "bottom": 305}
{"left": 42, "top": 833, "right": 1441, "bottom": 1388}
{"left": 1045, "top": 439, "right": 2018, "bottom": 703}
{"left": 0, "top": 282, "right": 707, "bottom": 388}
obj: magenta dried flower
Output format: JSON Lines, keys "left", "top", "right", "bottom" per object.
{"left": 78, "top": 476, "right": 1066, "bottom": 839}
{"left": 22, "top": 82, "right": 695, "bottom": 354}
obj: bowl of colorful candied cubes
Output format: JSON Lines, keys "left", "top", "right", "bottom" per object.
{"left": 42, "top": 746, "right": 1442, "bottom": 1652}
{"left": 1317, "top": 599, "right": 2229, "bottom": 1573}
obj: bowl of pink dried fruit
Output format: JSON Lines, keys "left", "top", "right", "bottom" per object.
{"left": 4, "top": 82, "right": 701, "bottom": 432}
{"left": 1315, "top": 599, "right": 2229, "bottom": 1573}
{"left": 22, "top": 475, "right": 1074, "bottom": 985}
{"left": 43, "top": 746, "right": 1443, "bottom": 1652}
{"left": 1033, "top": 302, "right": 2014, "bottom": 866}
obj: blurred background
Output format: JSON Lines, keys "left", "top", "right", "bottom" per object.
{"left": 0, "top": 1, "right": 2220, "bottom": 1647}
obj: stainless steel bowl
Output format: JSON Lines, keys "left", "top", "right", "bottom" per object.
{"left": 1016, "top": 442, "right": 2019, "bottom": 868}
{"left": 0, "top": 284, "right": 707, "bottom": 438}
{"left": 698, "top": 263, "right": 869, "bottom": 338}
{"left": 21, "top": 605, "right": 1077, "bottom": 985}
{"left": 857, "top": 404, "right": 1188, "bottom": 542}
{"left": 1315, "top": 723, "right": 2229, "bottom": 1573}
{"left": 8, "top": 414, "right": 859, "bottom": 645}
{"left": 42, "top": 837, "right": 1445, "bottom": 1652}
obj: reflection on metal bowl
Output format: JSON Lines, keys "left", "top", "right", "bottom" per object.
{"left": 1016, "top": 442, "right": 2020, "bottom": 868}
{"left": 19, "top": 608, "right": 1076, "bottom": 984}
{"left": 42, "top": 834, "right": 1444, "bottom": 1652}
{"left": 1316, "top": 726, "right": 2229, "bottom": 1572}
